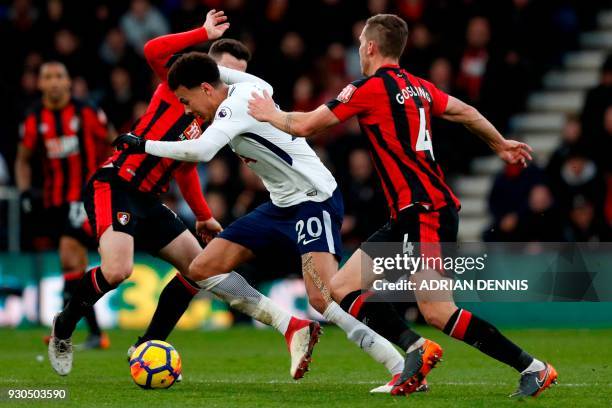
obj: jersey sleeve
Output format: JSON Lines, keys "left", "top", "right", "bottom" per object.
{"left": 84, "top": 106, "right": 109, "bottom": 141}
{"left": 20, "top": 114, "right": 38, "bottom": 150}
{"left": 143, "top": 27, "right": 209, "bottom": 80}
{"left": 175, "top": 163, "right": 212, "bottom": 221}
{"left": 419, "top": 79, "right": 450, "bottom": 117}
{"left": 324, "top": 78, "right": 374, "bottom": 122}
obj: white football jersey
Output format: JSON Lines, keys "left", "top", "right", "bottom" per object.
{"left": 209, "top": 82, "right": 337, "bottom": 207}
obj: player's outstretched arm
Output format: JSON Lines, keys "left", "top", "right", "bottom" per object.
{"left": 113, "top": 129, "right": 229, "bottom": 163}
{"left": 143, "top": 9, "right": 229, "bottom": 79}
{"left": 248, "top": 90, "right": 339, "bottom": 137}
{"left": 441, "top": 96, "right": 533, "bottom": 166}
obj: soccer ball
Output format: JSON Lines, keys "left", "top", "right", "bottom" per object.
{"left": 129, "top": 340, "right": 182, "bottom": 389}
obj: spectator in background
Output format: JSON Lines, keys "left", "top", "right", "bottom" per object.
{"left": 99, "top": 28, "right": 144, "bottom": 80}
{"left": 345, "top": 20, "right": 366, "bottom": 79}
{"left": 547, "top": 114, "right": 583, "bottom": 187}
{"left": 100, "top": 66, "right": 137, "bottom": 131}
{"left": 485, "top": 163, "right": 544, "bottom": 241}
{"left": 516, "top": 184, "right": 563, "bottom": 242}
{"left": 581, "top": 54, "right": 612, "bottom": 144}
{"left": 120, "top": 0, "right": 169, "bottom": 56}
{"left": 548, "top": 144, "right": 605, "bottom": 219}
{"left": 564, "top": 196, "right": 610, "bottom": 242}
{"left": 456, "top": 16, "right": 490, "bottom": 105}
{"left": 401, "top": 23, "right": 435, "bottom": 78}
{"left": 340, "top": 148, "right": 387, "bottom": 249}
{"left": 273, "top": 31, "right": 307, "bottom": 108}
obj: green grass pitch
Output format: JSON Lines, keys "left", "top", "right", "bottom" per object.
{"left": 1, "top": 326, "right": 610, "bottom": 407}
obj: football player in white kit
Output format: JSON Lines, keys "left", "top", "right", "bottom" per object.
{"left": 113, "top": 51, "right": 407, "bottom": 387}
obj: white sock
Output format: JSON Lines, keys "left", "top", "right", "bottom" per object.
{"left": 323, "top": 302, "right": 404, "bottom": 375}
{"left": 198, "top": 272, "right": 291, "bottom": 335}
{"left": 521, "top": 358, "right": 546, "bottom": 374}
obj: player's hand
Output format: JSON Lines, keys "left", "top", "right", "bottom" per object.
{"left": 113, "top": 133, "right": 146, "bottom": 154}
{"left": 196, "top": 217, "right": 223, "bottom": 244}
{"left": 495, "top": 140, "right": 533, "bottom": 167}
{"left": 248, "top": 90, "right": 276, "bottom": 122}
{"left": 203, "top": 9, "right": 229, "bottom": 40}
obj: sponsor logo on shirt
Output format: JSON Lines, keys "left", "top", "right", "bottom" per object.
{"left": 44, "top": 136, "right": 80, "bottom": 159}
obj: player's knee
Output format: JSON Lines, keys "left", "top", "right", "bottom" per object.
{"left": 187, "top": 256, "right": 221, "bottom": 281}
{"left": 101, "top": 261, "right": 133, "bottom": 285}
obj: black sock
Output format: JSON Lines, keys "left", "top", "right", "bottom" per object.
{"left": 63, "top": 271, "right": 101, "bottom": 336}
{"left": 55, "top": 267, "right": 115, "bottom": 339}
{"left": 339, "top": 290, "right": 422, "bottom": 350}
{"left": 138, "top": 274, "right": 198, "bottom": 344}
{"left": 443, "top": 308, "right": 534, "bottom": 372}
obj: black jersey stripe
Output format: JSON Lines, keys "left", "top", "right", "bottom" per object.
{"left": 115, "top": 100, "right": 172, "bottom": 169}
{"left": 361, "top": 125, "right": 400, "bottom": 216}
{"left": 377, "top": 70, "right": 432, "bottom": 204}
{"left": 129, "top": 114, "right": 195, "bottom": 188}
{"left": 52, "top": 110, "right": 71, "bottom": 203}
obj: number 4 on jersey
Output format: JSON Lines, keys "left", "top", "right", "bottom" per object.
{"left": 415, "top": 107, "right": 435, "bottom": 160}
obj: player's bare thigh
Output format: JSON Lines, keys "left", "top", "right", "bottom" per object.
{"left": 301, "top": 252, "right": 338, "bottom": 313}
{"left": 187, "top": 237, "right": 255, "bottom": 281}
{"left": 156, "top": 230, "right": 202, "bottom": 276}
{"left": 98, "top": 226, "right": 134, "bottom": 286}
{"left": 410, "top": 268, "right": 458, "bottom": 329}
{"left": 59, "top": 235, "right": 88, "bottom": 272}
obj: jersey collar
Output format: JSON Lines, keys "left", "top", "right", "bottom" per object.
{"left": 375, "top": 64, "right": 401, "bottom": 75}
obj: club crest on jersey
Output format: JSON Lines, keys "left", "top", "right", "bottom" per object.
{"left": 217, "top": 106, "right": 232, "bottom": 120}
{"left": 117, "top": 212, "right": 131, "bottom": 226}
{"left": 182, "top": 119, "right": 201, "bottom": 140}
{"left": 336, "top": 84, "right": 357, "bottom": 103}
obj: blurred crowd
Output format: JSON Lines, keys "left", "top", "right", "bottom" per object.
{"left": 0, "top": 0, "right": 609, "bottom": 250}
{"left": 485, "top": 56, "right": 612, "bottom": 242}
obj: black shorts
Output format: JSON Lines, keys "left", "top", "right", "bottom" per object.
{"left": 42, "top": 203, "right": 97, "bottom": 249}
{"left": 365, "top": 205, "right": 459, "bottom": 277}
{"left": 83, "top": 167, "right": 187, "bottom": 254}
{"left": 366, "top": 205, "right": 458, "bottom": 244}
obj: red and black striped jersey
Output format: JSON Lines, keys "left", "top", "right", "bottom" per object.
{"left": 106, "top": 83, "right": 205, "bottom": 195}
{"left": 103, "top": 26, "right": 212, "bottom": 221}
{"left": 20, "top": 99, "right": 109, "bottom": 208}
{"left": 326, "top": 64, "right": 460, "bottom": 219}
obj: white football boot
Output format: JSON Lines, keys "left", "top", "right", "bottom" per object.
{"left": 48, "top": 314, "right": 73, "bottom": 376}
{"left": 285, "top": 318, "right": 321, "bottom": 380}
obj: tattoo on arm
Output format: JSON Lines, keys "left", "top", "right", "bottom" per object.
{"left": 284, "top": 113, "right": 293, "bottom": 134}
{"left": 301, "top": 254, "right": 332, "bottom": 305}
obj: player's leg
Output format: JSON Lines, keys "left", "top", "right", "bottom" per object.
{"left": 129, "top": 204, "right": 203, "bottom": 346}
{"left": 293, "top": 190, "right": 404, "bottom": 378}
{"left": 403, "top": 207, "right": 555, "bottom": 396}
{"left": 190, "top": 236, "right": 320, "bottom": 379}
{"left": 49, "top": 174, "right": 136, "bottom": 375}
{"left": 59, "top": 234, "right": 108, "bottom": 349}
{"left": 301, "top": 251, "right": 404, "bottom": 377}
{"left": 331, "top": 247, "right": 424, "bottom": 353}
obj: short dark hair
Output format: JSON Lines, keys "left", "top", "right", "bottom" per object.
{"left": 364, "top": 14, "right": 409, "bottom": 59}
{"left": 168, "top": 52, "right": 221, "bottom": 90}
{"left": 209, "top": 39, "right": 251, "bottom": 62}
